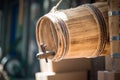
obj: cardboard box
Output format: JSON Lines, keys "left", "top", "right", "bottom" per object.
{"left": 48, "top": 71, "right": 87, "bottom": 80}
{"left": 40, "top": 58, "right": 91, "bottom": 73}
{"left": 52, "top": 58, "right": 91, "bottom": 73}
{"left": 98, "top": 71, "right": 120, "bottom": 80}
{"left": 35, "top": 71, "right": 87, "bottom": 80}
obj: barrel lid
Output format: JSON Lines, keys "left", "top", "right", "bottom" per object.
{"left": 36, "top": 13, "right": 69, "bottom": 61}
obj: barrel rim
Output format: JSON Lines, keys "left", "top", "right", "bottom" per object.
{"left": 36, "top": 13, "right": 70, "bottom": 61}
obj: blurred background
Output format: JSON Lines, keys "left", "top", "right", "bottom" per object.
{"left": 0, "top": 0, "right": 96, "bottom": 80}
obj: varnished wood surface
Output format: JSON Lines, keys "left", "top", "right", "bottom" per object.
{"left": 109, "top": 0, "right": 120, "bottom": 54}
{"left": 36, "top": 2, "right": 110, "bottom": 61}
{"left": 61, "top": 2, "right": 109, "bottom": 58}
{"left": 108, "top": 0, "right": 120, "bottom": 72}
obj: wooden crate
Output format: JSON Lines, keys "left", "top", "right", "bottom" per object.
{"left": 105, "top": 55, "right": 120, "bottom": 72}
{"left": 108, "top": 0, "right": 120, "bottom": 73}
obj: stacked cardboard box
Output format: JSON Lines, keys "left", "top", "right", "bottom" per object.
{"left": 40, "top": 58, "right": 91, "bottom": 72}
{"left": 36, "top": 71, "right": 87, "bottom": 80}
{"left": 36, "top": 58, "right": 91, "bottom": 80}
{"left": 48, "top": 71, "right": 87, "bottom": 80}
{"left": 98, "top": 71, "right": 120, "bottom": 80}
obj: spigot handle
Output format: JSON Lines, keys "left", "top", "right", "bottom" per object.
{"left": 36, "top": 43, "right": 55, "bottom": 63}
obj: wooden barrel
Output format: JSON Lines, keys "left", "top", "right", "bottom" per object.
{"left": 36, "top": 2, "right": 110, "bottom": 62}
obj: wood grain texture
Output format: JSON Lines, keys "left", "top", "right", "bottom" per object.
{"left": 108, "top": 0, "right": 120, "bottom": 72}
{"left": 62, "top": 2, "right": 109, "bottom": 59}
{"left": 109, "top": 0, "right": 120, "bottom": 54}
{"left": 36, "top": 2, "right": 110, "bottom": 61}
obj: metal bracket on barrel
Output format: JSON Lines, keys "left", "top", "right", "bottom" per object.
{"left": 111, "top": 53, "right": 120, "bottom": 58}
{"left": 111, "top": 36, "right": 120, "bottom": 41}
{"left": 110, "top": 36, "right": 120, "bottom": 58}
{"left": 108, "top": 11, "right": 120, "bottom": 16}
